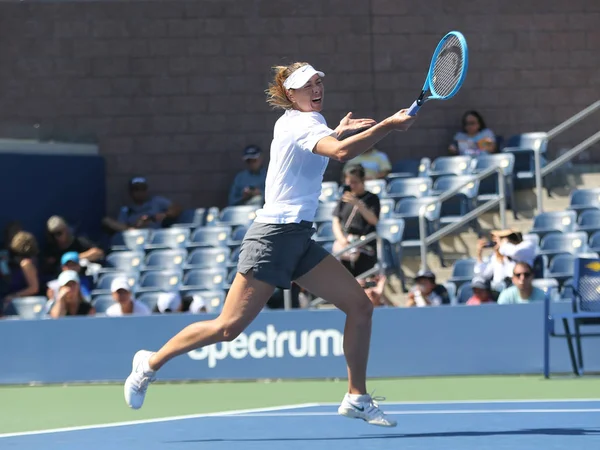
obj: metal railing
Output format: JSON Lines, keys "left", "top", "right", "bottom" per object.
{"left": 418, "top": 165, "right": 507, "bottom": 272}
{"left": 534, "top": 100, "right": 600, "bottom": 213}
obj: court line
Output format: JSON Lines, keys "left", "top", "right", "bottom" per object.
{"left": 0, "top": 403, "right": 319, "bottom": 439}
{"left": 316, "top": 398, "right": 600, "bottom": 406}
{"left": 231, "top": 408, "right": 600, "bottom": 417}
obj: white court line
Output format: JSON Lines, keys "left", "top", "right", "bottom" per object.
{"left": 0, "top": 403, "right": 319, "bottom": 439}
{"left": 317, "top": 398, "right": 600, "bottom": 406}
{"left": 231, "top": 408, "right": 600, "bottom": 417}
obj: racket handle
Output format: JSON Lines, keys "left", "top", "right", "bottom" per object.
{"left": 407, "top": 100, "right": 420, "bottom": 116}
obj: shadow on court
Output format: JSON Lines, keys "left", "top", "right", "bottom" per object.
{"left": 166, "top": 427, "right": 600, "bottom": 443}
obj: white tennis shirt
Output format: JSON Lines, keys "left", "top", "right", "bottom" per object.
{"left": 254, "top": 109, "right": 336, "bottom": 224}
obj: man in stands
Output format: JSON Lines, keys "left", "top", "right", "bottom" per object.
{"left": 228, "top": 145, "right": 267, "bottom": 206}
{"left": 102, "top": 177, "right": 182, "bottom": 233}
{"left": 43, "top": 216, "right": 104, "bottom": 278}
{"left": 498, "top": 262, "right": 546, "bottom": 304}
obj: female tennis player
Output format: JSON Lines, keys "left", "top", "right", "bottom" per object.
{"left": 124, "top": 62, "right": 416, "bottom": 427}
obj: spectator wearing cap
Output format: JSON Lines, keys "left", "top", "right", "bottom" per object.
{"left": 1, "top": 231, "right": 41, "bottom": 317}
{"left": 474, "top": 229, "right": 536, "bottom": 285}
{"left": 105, "top": 277, "right": 151, "bottom": 317}
{"left": 228, "top": 145, "right": 267, "bottom": 206}
{"left": 154, "top": 292, "right": 182, "bottom": 313}
{"left": 102, "top": 177, "right": 182, "bottom": 233}
{"left": 498, "top": 262, "right": 546, "bottom": 304}
{"left": 46, "top": 252, "right": 92, "bottom": 302}
{"left": 466, "top": 276, "right": 496, "bottom": 305}
{"left": 48, "top": 270, "right": 95, "bottom": 318}
{"left": 406, "top": 270, "right": 450, "bottom": 307}
{"left": 43, "top": 215, "right": 104, "bottom": 278}
{"left": 343, "top": 147, "right": 392, "bottom": 180}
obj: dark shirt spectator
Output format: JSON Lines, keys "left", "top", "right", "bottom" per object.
{"left": 48, "top": 270, "right": 94, "bottom": 318}
{"left": 406, "top": 270, "right": 450, "bottom": 307}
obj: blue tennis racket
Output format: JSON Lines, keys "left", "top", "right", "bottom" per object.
{"left": 407, "top": 31, "right": 468, "bottom": 116}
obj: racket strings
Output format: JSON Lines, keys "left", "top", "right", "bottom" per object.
{"left": 431, "top": 35, "right": 464, "bottom": 98}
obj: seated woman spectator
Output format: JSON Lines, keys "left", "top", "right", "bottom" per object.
{"left": 46, "top": 252, "right": 93, "bottom": 302}
{"left": 449, "top": 110, "right": 497, "bottom": 156}
{"left": 0, "top": 221, "right": 23, "bottom": 296}
{"left": 465, "top": 277, "right": 497, "bottom": 305}
{"left": 343, "top": 147, "right": 391, "bottom": 180}
{"left": 48, "top": 270, "right": 95, "bottom": 318}
{"left": 406, "top": 270, "right": 450, "bottom": 307}
{"left": 498, "top": 262, "right": 546, "bottom": 304}
{"left": 105, "top": 277, "right": 151, "bottom": 317}
{"left": 1, "top": 231, "right": 41, "bottom": 317}
{"left": 332, "top": 165, "right": 380, "bottom": 277}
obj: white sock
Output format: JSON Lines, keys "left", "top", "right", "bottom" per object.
{"left": 347, "top": 393, "right": 370, "bottom": 402}
{"left": 142, "top": 354, "right": 154, "bottom": 373}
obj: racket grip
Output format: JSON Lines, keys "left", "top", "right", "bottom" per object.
{"left": 407, "top": 100, "right": 420, "bottom": 116}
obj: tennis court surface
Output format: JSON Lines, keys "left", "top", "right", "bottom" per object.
{"left": 3, "top": 399, "right": 600, "bottom": 450}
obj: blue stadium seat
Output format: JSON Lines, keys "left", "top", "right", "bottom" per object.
{"left": 11, "top": 296, "right": 49, "bottom": 319}
{"left": 113, "top": 229, "right": 151, "bottom": 251}
{"left": 144, "top": 249, "right": 188, "bottom": 271}
{"left": 417, "top": 157, "right": 431, "bottom": 177}
{"left": 314, "top": 202, "right": 337, "bottom": 224}
{"left": 314, "top": 221, "right": 334, "bottom": 243}
{"left": 561, "top": 277, "right": 575, "bottom": 300}
{"left": 138, "top": 270, "right": 182, "bottom": 293}
{"left": 388, "top": 158, "right": 421, "bottom": 179}
{"left": 137, "top": 292, "right": 162, "bottom": 312}
{"left": 172, "top": 208, "right": 206, "bottom": 228}
{"left": 393, "top": 197, "right": 444, "bottom": 265}
{"left": 379, "top": 198, "right": 395, "bottom": 220}
{"left": 529, "top": 210, "right": 577, "bottom": 241}
{"left": 103, "top": 251, "right": 145, "bottom": 273}
{"left": 186, "top": 247, "right": 230, "bottom": 270}
{"left": 456, "top": 282, "right": 473, "bottom": 304}
{"left": 227, "top": 246, "right": 241, "bottom": 269}
{"left": 532, "top": 278, "right": 560, "bottom": 302}
{"left": 568, "top": 188, "right": 600, "bottom": 217}
{"left": 448, "top": 258, "right": 477, "bottom": 290}
{"left": 144, "top": 228, "right": 190, "bottom": 250}
{"left": 544, "top": 256, "right": 600, "bottom": 377}
{"left": 471, "top": 153, "right": 517, "bottom": 218}
{"left": 319, "top": 181, "right": 340, "bottom": 203}
{"left": 386, "top": 177, "right": 431, "bottom": 201}
{"left": 503, "top": 132, "right": 548, "bottom": 190}
{"left": 428, "top": 156, "right": 472, "bottom": 180}
{"left": 188, "top": 226, "right": 232, "bottom": 248}
{"left": 182, "top": 268, "right": 227, "bottom": 292}
{"left": 203, "top": 206, "right": 221, "bottom": 227}
{"left": 92, "top": 295, "right": 115, "bottom": 314}
{"left": 228, "top": 225, "right": 249, "bottom": 246}
{"left": 538, "top": 231, "right": 588, "bottom": 262}
{"left": 444, "top": 281, "right": 457, "bottom": 305}
{"left": 589, "top": 231, "right": 600, "bottom": 253}
{"left": 224, "top": 267, "right": 237, "bottom": 289}
{"left": 364, "top": 179, "right": 387, "bottom": 198}
{"left": 216, "top": 205, "right": 259, "bottom": 227}
{"left": 376, "top": 218, "right": 406, "bottom": 291}
{"left": 532, "top": 254, "right": 548, "bottom": 279}
{"left": 576, "top": 209, "right": 600, "bottom": 236}
{"left": 432, "top": 175, "right": 481, "bottom": 232}
{"left": 546, "top": 253, "right": 575, "bottom": 287}
{"left": 182, "top": 289, "right": 226, "bottom": 313}
{"left": 92, "top": 272, "right": 138, "bottom": 296}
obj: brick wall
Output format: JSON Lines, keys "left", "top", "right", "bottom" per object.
{"left": 1, "top": 0, "right": 598, "bottom": 214}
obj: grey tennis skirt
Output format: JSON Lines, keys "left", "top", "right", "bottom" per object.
{"left": 237, "top": 220, "right": 330, "bottom": 289}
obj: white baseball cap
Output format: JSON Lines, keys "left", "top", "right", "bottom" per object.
{"left": 110, "top": 276, "right": 131, "bottom": 293}
{"left": 157, "top": 292, "right": 181, "bottom": 313}
{"left": 283, "top": 64, "right": 325, "bottom": 89}
{"left": 188, "top": 294, "right": 207, "bottom": 314}
{"left": 58, "top": 270, "right": 80, "bottom": 287}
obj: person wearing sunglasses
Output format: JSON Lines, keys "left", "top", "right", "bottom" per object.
{"left": 497, "top": 262, "right": 546, "bottom": 304}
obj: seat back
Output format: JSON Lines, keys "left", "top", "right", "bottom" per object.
{"left": 144, "top": 249, "right": 187, "bottom": 271}
{"left": 11, "top": 296, "right": 49, "bottom": 319}
{"left": 456, "top": 283, "right": 473, "bottom": 304}
{"left": 540, "top": 231, "right": 588, "bottom": 256}
{"left": 189, "top": 226, "right": 232, "bottom": 248}
{"left": 376, "top": 219, "right": 404, "bottom": 245}
{"left": 183, "top": 269, "right": 227, "bottom": 290}
{"left": 218, "top": 205, "right": 259, "bottom": 226}
{"left": 569, "top": 188, "right": 600, "bottom": 212}
{"left": 92, "top": 295, "right": 115, "bottom": 314}
{"left": 573, "top": 257, "right": 600, "bottom": 312}
{"left": 386, "top": 177, "right": 431, "bottom": 200}
{"left": 379, "top": 198, "right": 395, "bottom": 220}
{"left": 121, "top": 229, "right": 151, "bottom": 251}
{"left": 364, "top": 179, "right": 387, "bottom": 197}
{"left": 105, "top": 251, "right": 145, "bottom": 272}
{"left": 186, "top": 247, "right": 230, "bottom": 270}
{"left": 532, "top": 210, "right": 577, "bottom": 233}
{"left": 430, "top": 156, "right": 472, "bottom": 176}
{"left": 139, "top": 270, "right": 182, "bottom": 292}
{"left": 319, "top": 181, "right": 339, "bottom": 203}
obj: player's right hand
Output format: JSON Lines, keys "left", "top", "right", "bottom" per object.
{"left": 388, "top": 109, "right": 416, "bottom": 131}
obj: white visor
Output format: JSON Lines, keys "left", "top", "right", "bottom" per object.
{"left": 283, "top": 65, "right": 325, "bottom": 89}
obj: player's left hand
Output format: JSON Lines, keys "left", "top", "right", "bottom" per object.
{"left": 336, "top": 112, "right": 376, "bottom": 138}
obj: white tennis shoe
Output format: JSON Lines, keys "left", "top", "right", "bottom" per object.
{"left": 337, "top": 392, "right": 397, "bottom": 427}
{"left": 124, "top": 350, "right": 156, "bottom": 410}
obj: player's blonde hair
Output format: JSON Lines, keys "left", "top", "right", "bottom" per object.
{"left": 265, "top": 62, "right": 310, "bottom": 110}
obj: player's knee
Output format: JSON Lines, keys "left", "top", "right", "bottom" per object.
{"left": 354, "top": 294, "right": 374, "bottom": 320}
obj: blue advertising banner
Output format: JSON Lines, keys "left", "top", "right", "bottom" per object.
{"left": 2, "top": 302, "right": 599, "bottom": 385}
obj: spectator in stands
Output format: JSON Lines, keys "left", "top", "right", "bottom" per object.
{"left": 406, "top": 270, "right": 450, "bottom": 307}
{"left": 466, "top": 276, "right": 496, "bottom": 305}
{"left": 332, "top": 165, "right": 380, "bottom": 277}
{"left": 448, "top": 110, "right": 497, "bottom": 156}
{"left": 46, "top": 252, "right": 92, "bottom": 302}
{"left": 102, "top": 177, "right": 182, "bottom": 233}
{"left": 228, "top": 145, "right": 268, "bottom": 206}
{"left": 48, "top": 270, "right": 95, "bottom": 318}
{"left": 105, "top": 277, "right": 151, "bottom": 317}
{"left": 359, "top": 273, "right": 392, "bottom": 307}
{"left": 498, "top": 262, "right": 546, "bottom": 304}
{"left": 475, "top": 229, "right": 536, "bottom": 285}
{"left": 43, "top": 216, "right": 104, "bottom": 277}
{"left": 154, "top": 292, "right": 208, "bottom": 314}
{"left": 343, "top": 147, "right": 391, "bottom": 180}
{"left": 0, "top": 221, "right": 23, "bottom": 296}
{"left": 1, "top": 231, "right": 41, "bottom": 317}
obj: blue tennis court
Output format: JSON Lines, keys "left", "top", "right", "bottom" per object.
{"left": 2, "top": 399, "right": 600, "bottom": 449}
